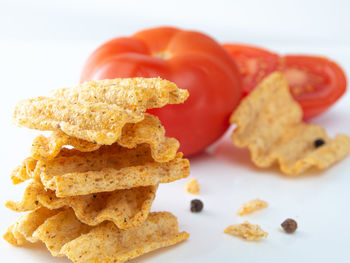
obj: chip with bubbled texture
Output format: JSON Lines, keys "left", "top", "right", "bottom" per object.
{"left": 230, "top": 72, "right": 350, "bottom": 175}
{"left": 4, "top": 208, "right": 189, "bottom": 261}
{"left": 31, "top": 113, "right": 179, "bottom": 163}
{"left": 6, "top": 180, "right": 158, "bottom": 229}
{"left": 11, "top": 157, "right": 37, "bottom": 184}
{"left": 12, "top": 144, "right": 189, "bottom": 197}
{"left": 4, "top": 207, "right": 62, "bottom": 246}
{"left": 13, "top": 78, "right": 189, "bottom": 145}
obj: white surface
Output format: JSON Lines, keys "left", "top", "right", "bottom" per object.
{"left": 1, "top": 1, "right": 350, "bottom": 262}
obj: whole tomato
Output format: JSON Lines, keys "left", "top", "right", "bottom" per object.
{"left": 81, "top": 27, "right": 242, "bottom": 156}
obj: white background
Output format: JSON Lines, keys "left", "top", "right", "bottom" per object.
{"left": 0, "top": 0, "right": 350, "bottom": 262}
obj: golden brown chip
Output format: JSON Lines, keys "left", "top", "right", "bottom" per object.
{"left": 3, "top": 207, "right": 61, "bottom": 246}
{"left": 60, "top": 212, "right": 189, "bottom": 263}
{"left": 31, "top": 114, "right": 179, "bottom": 163}
{"left": 224, "top": 221, "right": 268, "bottom": 241}
{"left": 6, "top": 180, "right": 158, "bottom": 229}
{"left": 5, "top": 209, "right": 189, "bottom": 261}
{"left": 117, "top": 114, "right": 180, "bottom": 163}
{"left": 11, "top": 157, "right": 37, "bottom": 184}
{"left": 31, "top": 131, "right": 101, "bottom": 162}
{"left": 230, "top": 72, "right": 350, "bottom": 175}
{"left": 237, "top": 199, "right": 268, "bottom": 216}
{"left": 4, "top": 209, "right": 92, "bottom": 256}
{"left": 51, "top": 78, "right": 189, "bottom": 111}
{"left": 21, "top": 144, "right": 189, "bottom": 197}
{"left": 13, "top": 78, "right": 189, "bottom": 145}
{"left": 33, "top": 209, "right": 92, "bottom": 256}
{"left": 14, "top": 97, "right": 144, "bottom": 145}
{"left": 51, "top": 153, "right": 187, "bottom": 197}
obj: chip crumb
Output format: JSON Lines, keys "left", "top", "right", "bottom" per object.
{"left": 224, "top": 221, "right": 268, "bottom": 241}
{"left": 185, "top": 178, "right": 200, "bottom": 195}
{"left": 237, "top": 199, "right": 268, "bottom": 216}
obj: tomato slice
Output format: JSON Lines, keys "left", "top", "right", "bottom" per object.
{"left": 280, "top": 55, "right": 347, "bottom": 119}
{"left": 223, "top": 44, "right": 347, "bottom": 119}
{"left": 222, "top": 44, "right": 279, "bottom": 96}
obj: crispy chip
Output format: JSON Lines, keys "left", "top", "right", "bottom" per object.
{"left": 6, "top": 180, "right": 157, "bottom": 229}
{"left": 33, "top": 209, "right": 92, "bottom": 256}
{"left": 4, "top": 208, "right": 92, "bottom": 256}
{"left": 117, "top": 114, "right": 179, "bottom": 163}
{"left": 3, "top": 207, "right": 61, "bottom": 246}
{"left": 224, "top": 221, "right": 268, "bottom": 241}
{"left": 14, "top": 97, "right": 144, "bottom": 145}
{"left": 61, "top": 212, "right": 189, "bottom": 263}
{"left": 5, "top": 209, "right": 189, "bottom": 261}
{"left": 31, "top": 131, "right": 101, "bottom": 162}
{"left": 11, "top": 157, "right": 37, "bottom": 184}
{"left": 13, "top": 78, "right": 189, "bottom": 145}
{"left": 51, "top": 78, "right": 189, "bottom": 111}
{"left": 31, "top": 114, "right": 179, "bottom": 163}
{"left": 230, "top": 72, "right": 350, "bottom": 175}
{"left": 22, "top": 144, "right": 189, "bottom": 197}
{"left": 237, "top": 199, "right": 268, "bottom": 216}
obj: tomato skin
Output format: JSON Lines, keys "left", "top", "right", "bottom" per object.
{"left": 81, "top": 27, "right": 242, "bottom": 156}
{"left": 223, "top": 44, "right": 347, "bottom": 119}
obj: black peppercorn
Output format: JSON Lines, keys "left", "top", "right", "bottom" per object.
{"left": 281, "top": 218, "right": 297, "bottom": 233}
{"left": 314, "top": 138, "right": 325, "bottom": 148}
{"left": 190, "top": 199, "right": 203, "bottom": 213}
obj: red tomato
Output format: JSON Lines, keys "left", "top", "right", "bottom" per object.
{"left": 222, "top": 44, "right": 279, "bottom": 96}
{"left": 223, "top": 44, "right": 347, "bottom": 119}
{"left": 81, "top": 27, "right": 242, "bottom": 156}
{"left": 280, "top": 55, "right": 347, "bottom": 119}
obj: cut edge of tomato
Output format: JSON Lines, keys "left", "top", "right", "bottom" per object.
{"left": 222, "top": 43, "right": 278, "bottom": 56}
{"left": 223, "top": 43, "right": 347, "bottom": 120}
{"left": 281, "top": 55, "right": 347, "bottom": 119}
{"left": 222, "top": 43, "right": 280, "bottom": 95}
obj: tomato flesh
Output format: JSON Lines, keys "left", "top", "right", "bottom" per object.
{"left": 222, "top": 44, "right": 279, "bottom": 96}
{"left": 280, "top": 55, "right": 347, "bottom": 119}
{"left": 223, "top": 44, "right": 347, "bottom": 119}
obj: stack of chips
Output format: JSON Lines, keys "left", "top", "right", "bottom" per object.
{"left": 4, "top": 78, "right": 190, "bottom": 263}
